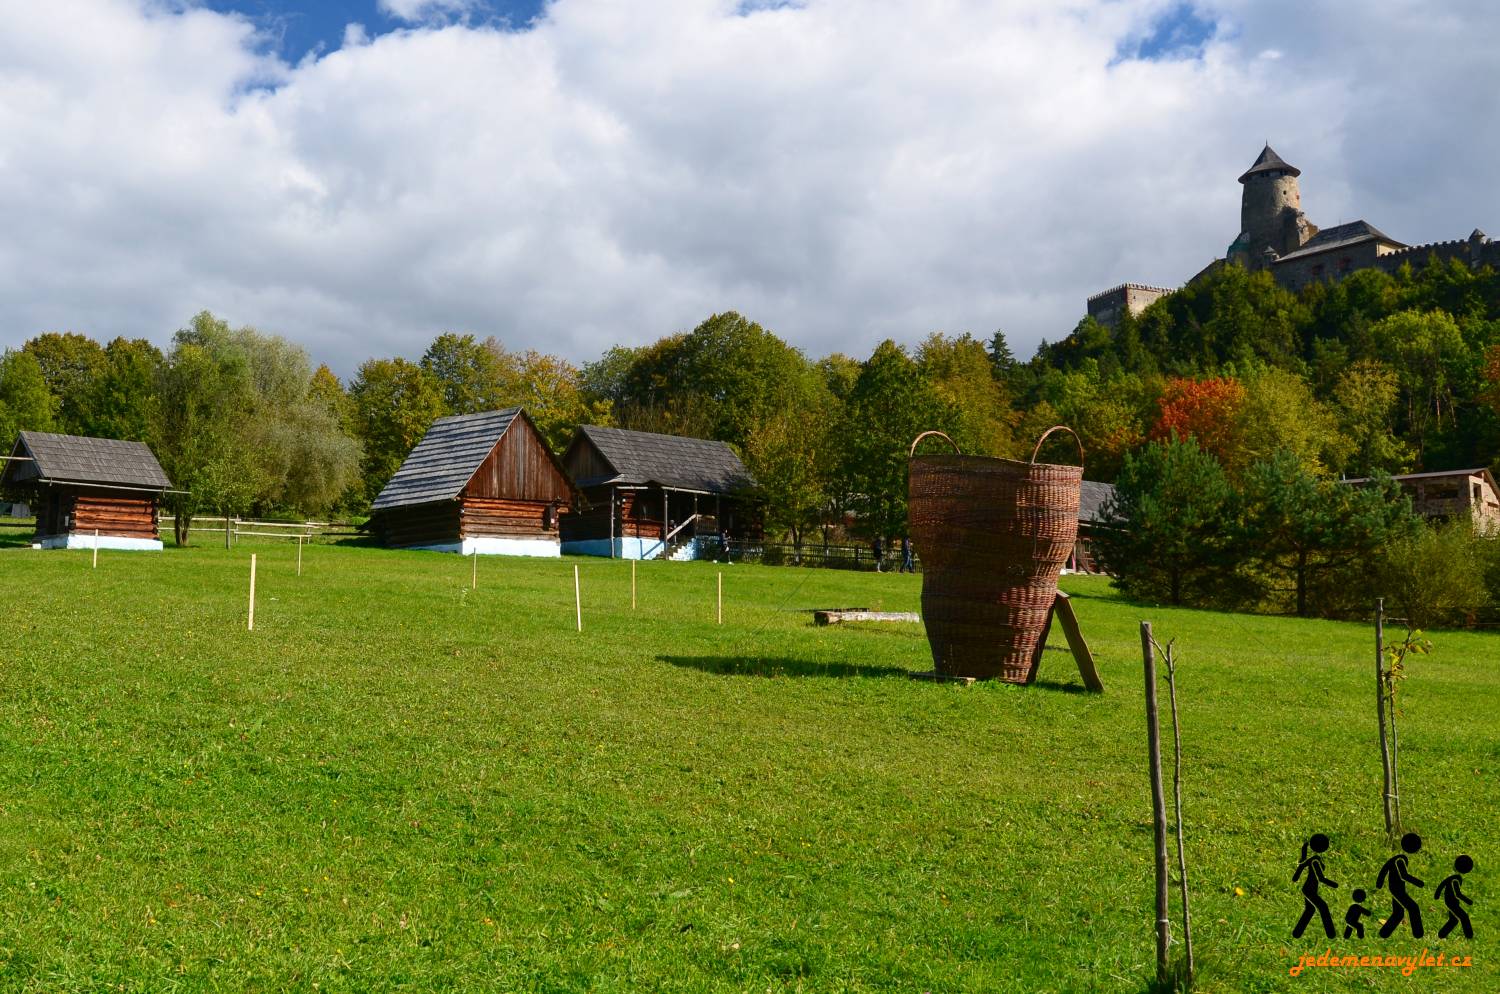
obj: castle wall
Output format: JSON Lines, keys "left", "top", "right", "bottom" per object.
{"left": 1272, "top": 240, "right": 1387, "bottom": 292}
{"left": 1086, "top": 283, "right": 1171, "bottom": 328}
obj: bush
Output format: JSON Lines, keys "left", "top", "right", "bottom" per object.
{"left": 1376, "top": 520, "right": 1489, "bottom": 629}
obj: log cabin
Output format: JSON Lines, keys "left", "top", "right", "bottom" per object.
{"left": 370, "top": 408, "right": 575, "bottom": 556}
{"left": 558, "top": 425, "right": 760, "bottom": 560}
{"left": 1, "top": 431, "right": 174, "bottom": 550}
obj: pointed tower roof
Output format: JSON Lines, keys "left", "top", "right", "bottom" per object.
{"left": 1238, "top": 144, "right": 1301, "bottom": 183}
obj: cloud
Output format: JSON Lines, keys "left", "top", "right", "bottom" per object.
{"left": 377, "top": 0, "right": 484, "bottom": 24}
{"left": 1, "top": 0, "right": 1498, "bottom": 376}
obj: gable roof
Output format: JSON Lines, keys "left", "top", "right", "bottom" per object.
{"left": 1276, "top": 219, "right": 1405, "bottom": 263}
{"left": 372, "top": 408, "right": 524, "bottom": 511}
{"left": 3, "top": 431, "right": 172, "bottom": 491}
{"left": 1078, "top": 480, "right": 1115, "bottom": 524}
{"left": 1238, "top": 144, "right": 1300, "bottom": 183}
{"left": 568, "top": 425, "right": 757, "bottom": 493}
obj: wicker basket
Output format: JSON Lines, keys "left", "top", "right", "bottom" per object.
{"left": 907, "top": 427, "right": 1084, "bottom": 682}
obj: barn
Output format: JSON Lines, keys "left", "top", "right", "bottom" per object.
{"left": 1, "top": 431, "right": 174, "bottom": 550}
{"left": 370, "top": 408, "right": 575, "bottom": 556}
{"left": 559, "top": 425, "right": 760, "bottom": 560}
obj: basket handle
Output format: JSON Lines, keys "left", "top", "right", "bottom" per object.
{"left": 909, "top": 430, "right": 961, "bottom": 458}
{"left": 1029, "top": 425, "right": 1084, "bottom": 466}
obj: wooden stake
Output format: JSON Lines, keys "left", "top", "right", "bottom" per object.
{"left": 471, "top": 550, "right": 477, "bottom": 590}
{"left": 225, "top": 514, "right": 231, "bottom": 550}
{"left": 1164, "top": 643, "right": 1195, "bottom": 984}
{"left": 1140, "top": 622, "right": 1169, "bottom": 985}
{"left": 717, "top": 571, "right": 723, "bottom": 624}
{"left": 248, "top": 553, "right": 258, "bottom": 631}
{"left": 574, "top": 564, "right": 582, "bottom": 632}
{"left": 297, "top": 535, "right": 303, "bottom": 577}
{"left": 631, "top": 559, "right": 636, "bottom": 611}
{"left": 92, "top": 529, "right": 99, "bottom": 569}
{"left": 1375, "top": 598, "right": 1394, "bottom": 840}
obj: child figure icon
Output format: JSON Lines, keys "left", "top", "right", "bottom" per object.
{"left": 1343, "top": 888, "right": 1372, "bottom": 939}
{"left": 1436, "top": 855, "right": 1475, "bottom": 939}
{"left": 1292, "top": 834, "right": 1339, "bottom": 938}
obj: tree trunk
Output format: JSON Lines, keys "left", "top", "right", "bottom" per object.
{"left": 1170, "top": 569, "right": 1181, "bottom": 606}
{"left": 1295, "top": 551, "right": 1308, "bottom": 617}
{"left": 174, "top": 509, "right": 191, "bottom": 546}
{"left": 1375, "top": 600, "right": 1394, "bottom": 841}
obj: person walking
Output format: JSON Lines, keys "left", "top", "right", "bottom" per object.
{"left": 1377, "top": 833, "right": 1426, "bottom": 939}
{"left": 899, "top": 535, "right": 915, "bottom": 573}
{"left": 1292, "top": 834, "right": 1339, "bottom": 939}
{"left": 872, "top": 536, "right": 883, "bottom": 572}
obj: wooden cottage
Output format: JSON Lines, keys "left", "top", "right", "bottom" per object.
{"left": 559, "top": 425, "right": 760, "bottom": 560}
{"left": 1066, "top": 480, "right": 1115, "bottom": 574}
{"left": 1, "top": 431, "right": 173, "bottom": 550}
{"left": 1345, "top": 468, "right": 1500, "bottom": 535}
{"left": 370, "top": 408, "right": 575, "bottom": 556}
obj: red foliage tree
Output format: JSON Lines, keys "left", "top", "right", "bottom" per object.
{"left": 1149, "top": 376, "right": 1246, "bottom": 464}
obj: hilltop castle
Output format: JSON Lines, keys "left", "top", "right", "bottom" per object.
{"left": 1087, "top": 144, "right": 1500, "bottom": 327}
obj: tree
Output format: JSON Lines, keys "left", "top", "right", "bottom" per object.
{"left": 1239, "top": 451, "right": 1416, "bottom": 617}
{"left": 987, "top": 329, "right": 1017, "bottom": 377}
{"left": 349, "top": 358, "right": 446, "bottom": 503}
{"left": 0, "top": 349, "right": 55, "bottom": 450}
{"left": 1150, "top": 376, "right": 1246, "bottom": 466}
{"left": 507, "top": 350, "right": 612, "bottom": 450}
{"left": 1093, "top": 437, "right": 1237, "bottom": 606}
{"left": 1233, "top": 365, "right": 1350, "bottom": 476}
{"left": 917, "top": 332, "right": 1018, "bottom": 456}
{"left": 420, "top": 333, "right": 516, "bottom": 415}
{"left": 1334, "top": 360, "right": 1413, "bottom": 477}
{"left": 1021, "top": 364, "right": 1149, "bottom": 480}
{"left": 79, "top": 338, "right": 164, "bottom": 442}
{"left": 23, "top": 332, "right": 106, "bottom": 434}
{"left": 1370, "top": 309, "right": 1466, "bottom": 465}
{"left": 744, "top": 404, "right": 832, "bottom": 556}
{"left": 834, "top": 340, "right": 950, "bottom": 542}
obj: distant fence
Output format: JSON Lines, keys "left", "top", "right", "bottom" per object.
{"left": 162, "top": 515, "right": 365, "bottom": 545}
{"left": 724, "top": 541, "right": 921, "bottom": 572}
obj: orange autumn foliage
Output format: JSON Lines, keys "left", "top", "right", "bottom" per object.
{"left": 1149, "top": 376, "right": 1246, "bottom": 463}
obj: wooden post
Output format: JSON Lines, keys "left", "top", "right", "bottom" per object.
{"left": 717, "top": 572, "right": 723, "bottom": 624}
{"left": 471, "top": 550, "right": 477, "bottom": 590}
{"left": 297, "top": 535, "right": 303, "bottom": 577}
{"left": 1164, "top": 643, "right": 1194, "bottom": 984}
{"left": 662, "top": 489, "right": 669, "bottom": 560}
{"left": 248, "top": 553, "right": 258, "bottom": 631}
{"left": 1375, "top": 598, "right": 1394, "bottom": 840}
{"left": 574, "top": 564, "right": 582, "bottom": 632}
{"left": 1140, "top": 622, "right": 1170, "bottom": 984}
{"left": 631, "top": 559, "right": 636, "bottom": 611}
{"left": 225, "top": 514, "right": 231, "bottom": 550}
{"left": 608, "top": 488, "right": 615, "bottom": 559}
{"left": 92, "top": 529, "right": 99, "bottom": 568}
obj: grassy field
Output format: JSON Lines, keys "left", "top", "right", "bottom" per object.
{"left": 0, "top": 528, "right": 1493, "bottom": 992}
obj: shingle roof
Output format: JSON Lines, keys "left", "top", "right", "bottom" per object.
{"left": 1078, "top": 480, "right": 1115, "bottom": 524}
{"left": 1238, "top": 144, "right": 1300, "bottom": 183}
{"left": 4, "top": 431, "right": 172, "bottom": 490}
{"left": 571, "top": 425, "right": 757, "bottom": 493}
{"left": 371, "top": 408, "right": 520, "bottom": 511}
{"left": 1275, "top": 219, "right": 1405, "bottom": 262}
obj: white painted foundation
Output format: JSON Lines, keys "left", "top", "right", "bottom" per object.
{"left": 40, "top": 533, "right": 163, "bottom": 551}
{"left": 407, "top": 536, "right": 561, "bottom": 558}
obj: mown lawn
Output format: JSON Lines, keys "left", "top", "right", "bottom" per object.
{"left": 0, "top": 534, "right": 1493, "bottom": 992}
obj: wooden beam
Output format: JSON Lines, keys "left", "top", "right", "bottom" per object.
{"left": 1054, "top": 592, "right": 1104, "bottom": 692}
{"left": 814, "top": 610, "right": 921, "bottom": 626}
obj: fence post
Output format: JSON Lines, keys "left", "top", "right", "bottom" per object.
{"left": 297, "top": 535, "right": 303, "bottom": 577}
{"left": 1140, "top": 622, "right": 1170, "bottom": 985}
{"left": 574, "top": 564, "right": 582, "bottom": 633}
{"left": 631, "top": 559, "right": 636, "bottom": 611}
{"left": 717, "top": 572, "right": 723, "bottom": 624}
{"left": 93, "top": 529, "right": 99, "bottom": 569}
{"left": 248, "top": 553, "right": 258, "bottom": 631}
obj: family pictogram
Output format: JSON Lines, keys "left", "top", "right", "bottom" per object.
{"left": 1290, "top": 833, "right": 1477, "bottom": 941}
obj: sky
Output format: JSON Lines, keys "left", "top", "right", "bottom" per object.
{"left": 3, "top": 0, "right": 1499, "bottom": 377}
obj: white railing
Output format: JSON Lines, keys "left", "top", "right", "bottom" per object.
{"left": 663, "top": 513, "right": 699, "bottom": 545}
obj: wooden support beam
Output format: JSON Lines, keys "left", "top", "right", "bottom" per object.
{"left": 814, "top": 610, "right": 921, "bottom": 626}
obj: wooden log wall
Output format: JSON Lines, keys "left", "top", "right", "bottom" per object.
{"left": 376, "top": 501, "right": 462, "bottom": 548}
{"left": 66, "top": 491, "right": 159, "bottom": 540}
{"left": 460, "top": 497, "right": 564, "bottom": 539}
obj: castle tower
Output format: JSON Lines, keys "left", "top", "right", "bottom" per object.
{"left": 1229, "top": 144, "right": 1315, "bottom": 269}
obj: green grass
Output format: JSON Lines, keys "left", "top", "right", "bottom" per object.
{"left": 0, "top": 540, "right": 1493, "bottom": 993}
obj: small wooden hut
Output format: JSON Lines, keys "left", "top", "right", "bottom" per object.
{"left": 1068, "top": 480, "right": 1116, "bottom": 574}
{"left": 559, "top": 425, "right": 760, "bottom": 560}
{"left": 1, "top": 431, "right": 174, "bottom": 550}
{"left": 370, "top": 408, "right": 575, "bottom": 556}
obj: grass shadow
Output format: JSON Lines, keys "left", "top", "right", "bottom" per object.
{"left": 1026, "top": 678, "right": 1094, "bottom": 696}
{"left": 658, "top": 654, "right": 912, "bottom": 680}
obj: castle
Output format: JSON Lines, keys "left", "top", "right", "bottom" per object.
{"left": 1087, "top": 144, "right": 1500, "bottom": 326}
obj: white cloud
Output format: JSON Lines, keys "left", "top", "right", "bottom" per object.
{"left": 377, "top": 0, "right": 482, "bottom": 24}
{"left": 1, "top": 0, "right": 1498, "bottom": 375}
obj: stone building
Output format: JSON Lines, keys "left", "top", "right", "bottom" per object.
{"left": 1088, "top": 144, "right": 1500, "bottom": 324}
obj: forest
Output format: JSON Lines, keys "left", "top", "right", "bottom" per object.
{"left": 4, "top": 255, "right": 1500, "bottom": 620}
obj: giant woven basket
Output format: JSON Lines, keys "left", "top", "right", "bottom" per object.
{"left": 907, "top": 427, "right": 1083, "bottom": 682}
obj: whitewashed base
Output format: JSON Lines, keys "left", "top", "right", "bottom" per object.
{"left": 562, "top": 537, "right": 671, "bottom": 560}
{"left": 408, "top": 537, "right": 561, "bottom": 558}
{"left": 41, "top": 534, "right": 163, "bottom": 551}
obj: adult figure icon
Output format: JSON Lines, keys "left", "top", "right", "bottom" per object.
{"left": 1292, "top": 833, "right": 1339, "bottom": 938}
{"left": 1377, "top": 832, "right": 1426, "bottom": 938}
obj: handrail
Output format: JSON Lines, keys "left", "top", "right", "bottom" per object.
{"left": 664, "top": 513, "right": 699, "bottom": 544}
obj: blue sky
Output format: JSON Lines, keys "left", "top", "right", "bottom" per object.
{"left": 202, "top": 0, "right": 547, "bottom": 60}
